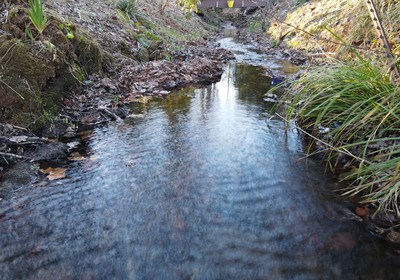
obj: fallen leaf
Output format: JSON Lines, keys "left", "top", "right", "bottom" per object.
{"left": 68, "top": 152, "right": 86, "bottom": 161}
{"left": 355, "top": 206, "right": 370, "bottom": 221}
{"left": 77, "top": 130, "right": 93, "bottom": 140}
{"left": 40, "top": 167, "right": 67, "bottom": 180}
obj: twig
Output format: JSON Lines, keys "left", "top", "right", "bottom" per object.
{"left": 98, "top": 107, "right": 121, "bottom": 121}
{"left": 275, "top": 113, "right": 372, "bottom": 165}
{"left": 10, "top": 124, "right": 29, "bottom": 131}
{"left": 0, "top": 40, "right": 18, "bottom": 64}
{"left": 0, "top": 152, "right": 26, "bottom": 159}
{"left": 0, "top": 79, "right": 25, "bottom": 100}
{"left": 2, "top": 155, "right": 9, "bottom": 165}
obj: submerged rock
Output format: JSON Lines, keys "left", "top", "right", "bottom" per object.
{"left": 30, "top": 142, "right": 69, "bottom": 161}
{"left": 0, "top": 162, "right": 37, "bottom": 198}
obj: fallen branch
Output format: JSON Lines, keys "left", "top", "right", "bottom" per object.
{"left": 98, "top": 107, "right": 121, "bottom": 121}
{"left": 10, "top": 124, "right": 29, "bottom": 132}
{"left": 0, "top": 152, "right": 26, "bottom": 159}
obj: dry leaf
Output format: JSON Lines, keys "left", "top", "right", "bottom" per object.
{"left": 77, "top": 130, "right": 93, "bottom": 140}
{"left": 355, "top": 206, "right": 369, "bottom": 216}
{"left": 68, "top": 152, "right": 86, "bottom": 161}
{"left": 355, "top": 206, "right": 370, "bottom": 221}
{"left": 40, "top": 167, "right": 67, "bottom": 180}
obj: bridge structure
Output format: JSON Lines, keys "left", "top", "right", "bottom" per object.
{"left": 198, "top": 0, "right": 268, "bottom": 8}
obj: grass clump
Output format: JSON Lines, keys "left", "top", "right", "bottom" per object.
{"left": 27, "top": 0, "right": 47, "bottom": 34}
{"left": 277, "top": 59, "right": 400, "bottom": 216}
{"left": 115, "top": 0, "right": 137, "bottom": 22}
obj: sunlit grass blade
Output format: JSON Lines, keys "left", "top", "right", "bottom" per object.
{"left": 28, "top": 0, "right": 47, "bottom": 34}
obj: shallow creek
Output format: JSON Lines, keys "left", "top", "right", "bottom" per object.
{"left": 0, "top": 26, "right": 399, "bottom": 279}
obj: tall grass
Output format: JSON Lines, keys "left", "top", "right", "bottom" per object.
{"left": 277, "top": 59, "right": 400, "bottom": 216}
{"left": 27, "top": 0, "right": 47, "bottom": 34}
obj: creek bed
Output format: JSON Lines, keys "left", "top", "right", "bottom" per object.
{"left": 1, "top": 28, "right": 400, "bottom": 279}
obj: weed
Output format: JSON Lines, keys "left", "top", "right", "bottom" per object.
{"left": 27, "top": 0, "right": 47, "bottom": 34}
{"left": 31, "top": 164, "right": 40, "bottom": 172}
{"left": 59, "top": 23, "right": 75, "bottom": 39}
{"left": 112, "top": 95, "right": 121, "bottom": 105}
{"left": 163, "top": 53, "right": 172, "bottom": 61}
{"left": 177, "top": 0, "right": 199, "bottom": 12}
{"left": 248, "top": 19, "right": 266, "bottom": 34}
{"left": 115, "top": 0, "right": 137, "bottom": 21}
{"left": 25, "top": 26, "right": 34, "bottom": 40}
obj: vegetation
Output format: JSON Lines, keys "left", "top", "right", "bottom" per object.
{"left": 264, "top": 0, "right": 400, "bottom": 216}
{"left": 115, "top": 0, "right": 137, "bottom": 21}
{"left": 267, "top": 0, "right": 400, "bottom": 57}
{"left": 177, "top": 0, "right": 199, "bottom": 12}
{"left": 27, "top": 0, "right": 47, "bottom": 34}
{"left": 274, "top": 57, "right": 400, "bottom": 216}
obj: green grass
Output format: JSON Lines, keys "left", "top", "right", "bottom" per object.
{"left": 115, "top": 0, "right": 137, "bottom": 21}
{"left": 28, "top": 0, "right": 47, "bottom": 34}
{"left": 274, "top": 59, "right": 400, "bottom": 216}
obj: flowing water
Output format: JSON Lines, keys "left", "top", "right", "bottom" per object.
{"left": 1, "top": 27, "right": 400, "bottom": 279}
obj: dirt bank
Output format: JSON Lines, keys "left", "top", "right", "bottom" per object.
{"left": 0, "top": 1, "right": 234, "bottom": 162}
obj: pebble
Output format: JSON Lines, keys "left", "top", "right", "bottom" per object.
{"left": 387, "top": 231, "right": 400, "bottom": 244}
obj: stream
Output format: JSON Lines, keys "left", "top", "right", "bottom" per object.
{"left": 1, "top": 26, "right": 400, "bottom": 279}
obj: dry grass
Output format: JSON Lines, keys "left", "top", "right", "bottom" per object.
{"left": 267, "top": 0, "right": 400, "bottom": 58}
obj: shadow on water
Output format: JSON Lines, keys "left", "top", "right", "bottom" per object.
{"left": 1, "top": 41, "right": 400, "bottom": 279}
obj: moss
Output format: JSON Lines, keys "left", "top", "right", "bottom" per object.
{"left": 0, "top": 39, "right": 56, "bottom": 125}
{"left": 73, "top": 32, "right": 104, "bottom": 74}
{"left": 69, "top": 62, "right": 85, "bottom": 83}
{"left": 3, "top": 6, "right": 29, "bottom": 39}
{"left": 0, "top": 4, "right": 117, "bottom": 131}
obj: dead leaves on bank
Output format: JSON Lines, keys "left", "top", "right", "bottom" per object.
{"left": 117, "top": 48, "right": 234, "bottom": 100}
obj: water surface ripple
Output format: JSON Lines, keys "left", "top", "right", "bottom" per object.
{"left": 1, "top": 59, "right": 399, "bottom": 279}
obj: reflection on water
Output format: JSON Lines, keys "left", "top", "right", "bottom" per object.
{"left": 1, "top": 62, "right": 399, "bottom": 279}
{"left": 220, "top": 24, "right": 298, "bottom": 75}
